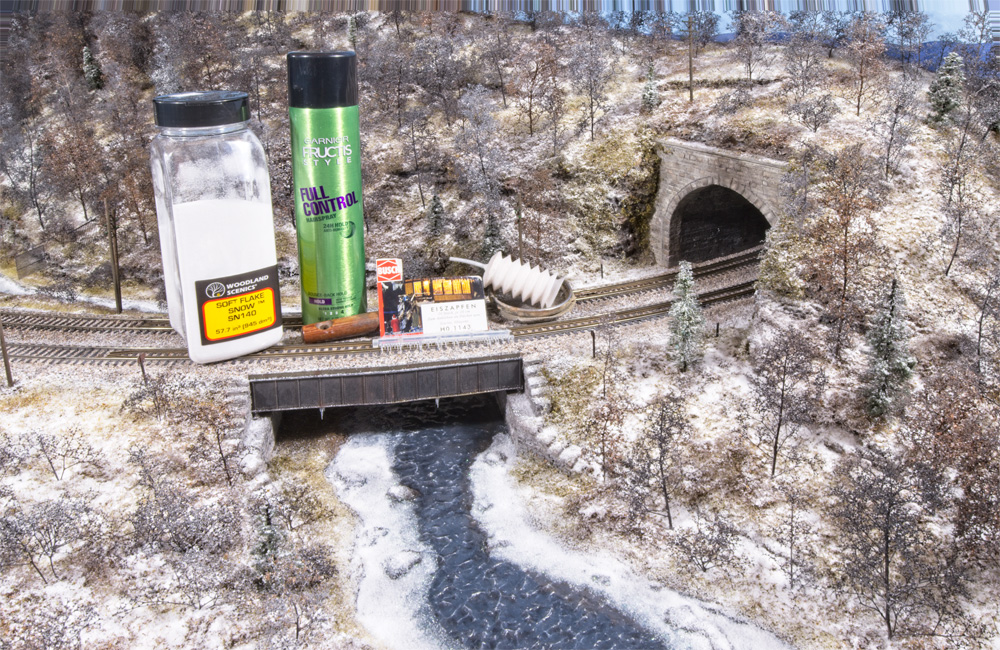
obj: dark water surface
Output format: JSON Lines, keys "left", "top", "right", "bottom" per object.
{"left": 361, "top": 397, "right": 671, "bottom": 650}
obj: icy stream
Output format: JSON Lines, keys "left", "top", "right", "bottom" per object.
{"left": 328, "top": 397, "right": 790, "bottom": 650}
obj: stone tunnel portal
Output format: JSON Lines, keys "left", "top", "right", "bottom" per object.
{"left": 670, "top": 184, "right": 770, "bottom": 265}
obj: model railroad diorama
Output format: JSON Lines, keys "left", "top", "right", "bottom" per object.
{"left": 1, "top": 8, "right": 999, "bottom": 650}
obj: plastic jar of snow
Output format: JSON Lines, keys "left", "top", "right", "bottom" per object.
{"left": 150, "top": 91, "right": 283, "bottom": 364}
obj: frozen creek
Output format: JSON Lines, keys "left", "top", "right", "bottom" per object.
{"left": 329, "top": 397, "right": 790, "bottom": 650}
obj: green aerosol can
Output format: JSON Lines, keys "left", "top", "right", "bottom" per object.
{"left": 287, "top": 51, "right": 367, "bottom": 325}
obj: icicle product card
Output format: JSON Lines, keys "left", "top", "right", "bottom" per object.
{"left": 375, "top": 258, "right": 404, "bottom": 337}
{"left": 378, "top": 276, "right": 488, "bottom": 338}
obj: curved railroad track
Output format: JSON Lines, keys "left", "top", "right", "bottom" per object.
{"left": 4, "top": 280, "right": 756, "bottom": 365}
{"left": 1, "top": 247, "right": 761, "bottom": 335}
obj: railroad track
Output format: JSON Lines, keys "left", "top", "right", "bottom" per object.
{"left": 574, "top": 247, "right": 760, "bottom": 301}
{"left": 5, "top": 280, "right": 756, "bottom": 365}
{"left": 1, "top": 248, "right": 761, "bottom": 335}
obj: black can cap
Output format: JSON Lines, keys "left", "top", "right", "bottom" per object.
{"left": 288, "top": 51, "right": 358, "bottom": 109}
{"left": 153, "top": 91, "right": 249, "bottom": 128}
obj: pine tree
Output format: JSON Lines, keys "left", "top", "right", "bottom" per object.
{"left": 640, "top": 64, "right": 660, "bottom": 113}
{"left": 347, "top": 15, "right": 357, "bottom": 51}
{"left": 427, "top": 194, "right": 445, "bottom": 235}
{"left": 481, "top": 210, "right": 503, "bottom": 259}
{"left": 82, "top": 46, "right": 104, "bottom": 90}
{"left": 863, "top": 278, "right": 915, "bottom": 418}
{"left": 927, "top": 51, "right": 964, "bottom": 123}
{"left": 668, "top": 261, "right": 704, "bottom": 372}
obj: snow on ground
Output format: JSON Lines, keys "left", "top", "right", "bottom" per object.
{"left": 1, "top": 269, "right": 163, "bottom": 313}
{"left": 328, "top": 433, "right": 460, "bottom": 650}
{"left": 470, "top": 432, "right": 793, "bottom": 650}
{"left": 0, "top": 272, "right": 34, "bottom": 297}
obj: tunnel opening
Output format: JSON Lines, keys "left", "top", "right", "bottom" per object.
{"left": 669, "top": 184, "right": 770, "bottom": 265}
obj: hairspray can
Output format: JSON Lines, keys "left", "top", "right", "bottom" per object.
{"left": 287, "top": 51, "right": 366, "bottom": 325}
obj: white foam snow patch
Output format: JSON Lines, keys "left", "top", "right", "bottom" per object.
{"left": 0, "top": 272, "right": 34, "bottom": 296}
{"left": 328, "top": 434, "right": 459, "bottom": 650}
{"left": 78, "top": 294, "right": 163, "bottom": 313}
{"left": 1, "top": 270, "right": 162, "bottom": 312}
{"left": 470, "top": 433, "right": 793, "bottom": 650}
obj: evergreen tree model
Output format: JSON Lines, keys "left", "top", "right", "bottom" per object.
{"left": 668, "top": 261, "right": 704, "bottom": 372}
{"left": 641, "top": 64, "right": 660, "bottom": 113}
{"left": 481, "top": 211, "right": 503, "bottom": 259}
{"left": 347, "top": 15, "right": 357, "bottom": 51}
{"left": 863, "top": 278, "right": 915, "bottom": 418}
{"left": 928, "top": 51, "right": 964, "bottom": 123}
{"left": 82, "top": 46, "right": 103, "bottom": 90}
{"left": 427, "top": 194, "right": 445, "bottom": 235}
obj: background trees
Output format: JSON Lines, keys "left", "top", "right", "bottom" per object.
{"left": 804, "top": 144, "right": 888, "bottom": 358}
{"left": 845, "top": 13, "right": 888, "bottom": 116}
{"left": 729, "top": 10, "right": 786, "bottom": 84}
{"left": 830, "top": 446, "right": 973, "bottom": 641}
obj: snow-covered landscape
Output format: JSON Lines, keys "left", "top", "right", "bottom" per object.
{"left": 2, "top": 8, "right": 1000, "bottom": 650}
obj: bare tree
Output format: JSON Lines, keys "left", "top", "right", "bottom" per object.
{"left": 902, "top": 370, "right": 1000, "bottom": 570}
{"left": 456, "top": 85, "right": 509, "bottom": 257}
{"left": 400, "top": 106, "right": 430, "bottom": 208}
{"left": 256, "top": 478, "right": 330, "bottom": 534}
{"left": 831, "top": 446, "right": 974, "bottom": 640}
{"left": 684, "top": 11, "right": 719, "bottom": 56}
{"left": 788, "top": 94, "right": 840, "bottom": 133}
{"left": 871, "top": 76, "right": 918, "bottom": 178}
{"left": 671, "top": 508, "right": 740, "bottom": 573}
{"left": 805, "top": 144, "right": 889, "bottom": 357}
{"left": 588, "top": 319, "right": 632, "bottom": 482}
{"left": 783, "top": 22, "right": 825, "bottom": 102}
{"left": 570, "top": 34, "right": 614, "bottom": 141}
{"left": 974, "top": 261, "right": 1000, "bottom": 377}
{"left": 366, "top": 35, "right": 413, "bottom": 131}
{"left": 512, "top": 36, "right": 559, "bottom": 136}
{"left": 640, "top": 393, "right": 688, "bottom": 528}
{"left": 129, "top": 450, "right": 240, "bottom": 555}
{"left": 477, "top": 12, "right": 517, "bottom": 108}
{"left": 779, "top": 484, "right": 813, "bottom": 590}
{"left": 32, "top": 427, "right": 101, "bottom": 480}
{"left": 413, "top": 31, "right": 468, "bottom": 125}
{"left": 2, "top": 496, "right": 89, "bottom": 583}
{"left": 740, "top": 328, "right": 825, "bottom": 478}
{"left": 845, "top": 12, "right": 888, "bottom": 116}
{"left": 939, "top": 134, "right": 986, "bottom": 276}
{"left": 729, "top": 10, "right": 786, "bottom": 84}
{"left": 819, "top": 11, "right": 853, "bottom": 58}
{"left": 0, "top": 117, "right": 50, "bottom": 230}
{"left": 887, "top": 11, "right": 933, "bottom": 71}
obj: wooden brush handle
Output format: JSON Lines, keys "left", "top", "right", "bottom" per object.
{"left": 302, "top": 311, "right": 380, "bottom": 343}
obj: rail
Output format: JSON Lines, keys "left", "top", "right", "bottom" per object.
{"left": 1, "top": 247, "right": 761, "bottom": 335}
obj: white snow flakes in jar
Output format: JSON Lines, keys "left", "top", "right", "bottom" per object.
{"left": 150, "top": 91, "right": 283, "bottom": 364}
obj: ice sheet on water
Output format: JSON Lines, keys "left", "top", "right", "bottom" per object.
{"left": 327, "top": 433, "right": 460, "bottom": 650}
{"left": 470, "top": 433, "right": 794, "bottom": 650}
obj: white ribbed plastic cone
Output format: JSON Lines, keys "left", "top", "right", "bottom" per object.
{"left": 482, "top": 253, "right": 564, "bottom": 309}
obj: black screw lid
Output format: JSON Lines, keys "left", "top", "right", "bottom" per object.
{"left": 152, "top": 91, "right": 250, "bottom": 128}
{"left": 287, "top": 51, "right": 358, "bottom": 109}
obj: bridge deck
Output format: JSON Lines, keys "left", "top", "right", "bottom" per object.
{"left": 249, "top": 354, "right": 524, "bottom": 414}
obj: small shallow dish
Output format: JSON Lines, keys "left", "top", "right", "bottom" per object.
{"left": 490, "top": 280, "right": 575, "bottom": 323}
